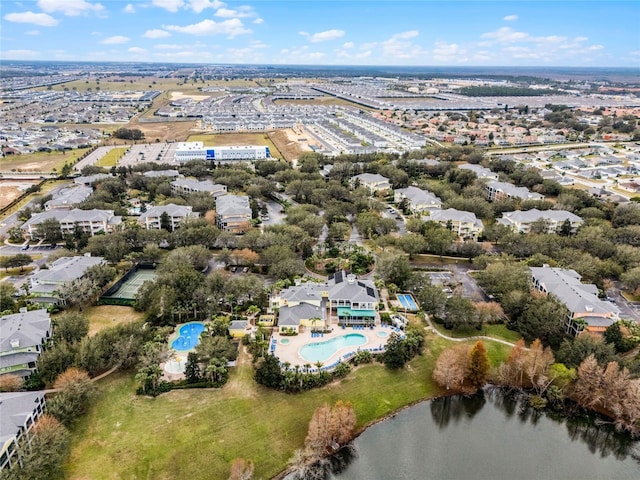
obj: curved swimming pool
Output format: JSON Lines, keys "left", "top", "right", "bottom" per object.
{"left": 300, "top": 333, "right": 367, "bottom": 363}
{"left": 170, "top": 322, "right": 206, "bottom": 351}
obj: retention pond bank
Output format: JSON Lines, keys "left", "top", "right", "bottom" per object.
{"left": 329, "top": 388, "right": 640, "bottom": 480}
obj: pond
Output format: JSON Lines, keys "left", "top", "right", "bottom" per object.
{"left": 325, "top": 389, "right": 640, "bottom": 480}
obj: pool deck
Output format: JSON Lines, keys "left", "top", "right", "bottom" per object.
{"left": 271, "top": 324, "right": 395, "bottom": 368}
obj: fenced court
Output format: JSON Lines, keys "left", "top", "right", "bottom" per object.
{"left": 101, "top": 267, "right": 157, "bottom": 305}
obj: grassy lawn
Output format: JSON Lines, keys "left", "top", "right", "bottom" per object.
{"left": 621, "top": 291, "right": 640, "bottom": 302}
{"left": 95, "top": 147, "right": 128, "bottom": 168}
{"left": 66, "top": 332, "right": 511, "bottom": 480}
{"left": 430, "top": 320, "right": 522, "bottom": 344}
{"left": 82, "top": 305, "right": 146, "bottom": 336}
{"left": 0, "top": 148, "right": 90, "bottom": 173}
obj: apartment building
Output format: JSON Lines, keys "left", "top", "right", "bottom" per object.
{"left": 44, "top": 185, "right": 92, "bottom": 210}
{"left": 0, "top": 309, "right": 51, "bottom": 378}
{"left": 170, "top": 178, "right": 227, "bottom": 198}
{"left": 21, "top": 208, "right": 121, "bottom": 240}
{"left": 498, "top": 209, "right": 583, "bottom": 234}
{"left": 215, "top": 195, "right": 252, "bottom": 233}
{"left": 426, "top": 208, "right": 484, "bottom": 240}
{"left": 138, "top": 204, "right": 198, "bottom": 230}
{"left": 394, "top": 186, "right": 442, "bottom": 212}
{"left": 486, "top": 180, "right": 545, "bottom": 202}
{"left": 29, "top": 256, "right": 105, "bottom": 305}
{"left": 351, "top": 173, "right": 391, "bottom": 193}
{"left": 0, "top": 392, "right": 47, "bottom": 471}
{"left": 530, "top": 266, "right": 619, "bottom": 336}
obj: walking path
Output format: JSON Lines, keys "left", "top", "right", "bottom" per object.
{"left": 423, "top": 314, "right": 521, "bottom": 348}
{"left": 43, "top": 364, "right": 120, "bottom": 394}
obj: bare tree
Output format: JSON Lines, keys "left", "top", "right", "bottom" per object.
{"left": 433, "top": 348, "right": 465, "bottom": 391}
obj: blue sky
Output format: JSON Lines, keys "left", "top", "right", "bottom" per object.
{"left": 2, "top": 1, "right": 639, "bottom": 66}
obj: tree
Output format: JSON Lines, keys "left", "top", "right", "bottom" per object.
{"left": 433, "top": 348, "right": 465, "bottom": 391}
{"left": 0, "top": 282, "right": 17, "bottom": 313}
{"left": 0, "top": 254, "right": 32, "bottom": 272}
{"left": 621, "top": 266, "right": 640, "bottom": 295}
{"left": 5, "top": 414, "right": 70, "bottom": 480}
{"left": 556, "top": 334, "right": 616, "bottom": 368}
{"left": 195, "top": 335, "right": 237, "bottom": 363}
{"left": 47, "top": 368, "right": 96, "bottom": 427}
{"left": 444, "top": 295, "right": 478, "bottom": 331}
{"left": 376, "top": 248, "right": 412, "bottom": 290}
{"left": 35, "top": 218, "right": 63, "bottom": 244}
{"left": 184, "top": 352, "right": 201, "bottom": 384}
{"left": 381, "top": 332, "right": 409, "bottom": 369}
{"left": 53, "top": 312, "right": 89, "bottom": 344}
{"left": 514, "top": 295, "right": 567, "bottom": 349}
{"left": 467, "top": 341, "right": 490, "bottom": 388}
{"left": 159, "top": 211, "right": 172, "bottom": 232}
{"left": 304, "top": 401, "right": 356, "bottom": 461}
{"left": 254, "top": 354, "right": 283, "bottom": 389}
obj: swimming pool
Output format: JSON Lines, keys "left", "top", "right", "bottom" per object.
{"left": 300, "top": 333, "right": 367, "bottom": 363}
{"left": 377, "top": 331, "right": 389, "bottom": 338}
{"left": 171, "top": 322, "right": 206, "bottom": 351}
{"left": 397, "top": 293, "right": 418, "bottom": 311}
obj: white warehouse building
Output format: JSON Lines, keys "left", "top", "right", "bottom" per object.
{"left": 174, "top": 142, "right": 271, "bottom": 163}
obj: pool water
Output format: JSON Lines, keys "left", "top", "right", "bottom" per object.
{"left": 280, "top": 338, "right": 291, "bottom": 345}
{"left": 397, "top": 293, "right": 418, "bottom": 311}
{"left": 377, "top": 331, "right": 389, "bottom": 338}
{"left": 300, "top": 333, "right": 367, "bottom": 362}
{"left": 171, "top": 322, "right": 206, "bottom": 351}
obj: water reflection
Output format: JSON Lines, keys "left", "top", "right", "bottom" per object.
{"left": 325, "top": 388, "right": 639, "bottom": 480}
{"left": 429, "top": 392, "right": 486, "bottom": 429}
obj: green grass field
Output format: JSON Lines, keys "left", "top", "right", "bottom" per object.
{"left": 95, "top": 147, "right": 128, "bottom": 167}
{"left": 0, "top": 148, "right": 90, "bottom": 173}
{"left": 65, "top": 332, "right": 512, "bottom": 480}
{"left": 430, "top": 321, "right": 523, "bottom": 344}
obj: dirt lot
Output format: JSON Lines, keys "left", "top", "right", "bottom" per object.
{"left": 268, "top": 128, "right": 314, "bottom": 162}
{"left": 0, "top": 180, "right": 39, "bottom": 209}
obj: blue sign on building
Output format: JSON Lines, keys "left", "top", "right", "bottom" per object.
{"left": 206, "top": 149, "right": 215, "bottom": 160}
{"left": 265, "top": 147, "right": 270, "bottom": 158}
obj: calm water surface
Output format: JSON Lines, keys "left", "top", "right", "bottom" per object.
{"left": 329, "top": 389, "right": 639, "bottom": 480}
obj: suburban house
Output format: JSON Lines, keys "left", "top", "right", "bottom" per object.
{"left": 138, "top": 204, "right": 198, "bottom": 230}
{"left": 170, "top": 178, "right": 228, "bottom": 198}
{"left": 457, "top": 163, "right": 499, "bottom": 180}
{"left": 0, "top": 391, "right": 47, "bottom": 471}
{"left": 229, "top": 320, "right": 250, "bottom": 339}
{"left": 351, "top": 173, "right": 391, "bottom": 193}
{"left": 394, "top": 186, "right": 442, "bottom": 212}
{"left": 215, "top": 195, "right": 252, "bottom": 233}
{"left": 530, "top": 266, "right": 620, "bottom": 336}
{"left": 0, "top": 309, "right": 51, "bottom": 378}
{"left": 21, "top": 208, "right": 122, "bottom": 240}
{"left": 486, "top": 180, "right": 545, "bottom": 202}
{"left": 498, "top": 209, "right": 584, "bottom": 234}
{"left": 29, "top": 256, "right": 105, "bottom": 305}
{"left": 271, "top": 271, "right": 379, "bottom": 334}
{"left": 44, "top": 185, "right": 92, "bottom": 210}
{"left": 425, "top": 208, "right": 484, "bottom": 240}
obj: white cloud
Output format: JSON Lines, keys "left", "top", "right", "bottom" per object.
{"left": 128, "top": 47, "right": 148, "bottom": 54}
{"left": 154, "top": 44, "right": 182, "bottom": 50}
{"left": 143, "top": 29, "right": 171, "bottom": 39}
{"left": 308, "top": 29, "right": 345, "bottom": 43}
{"left": 189, "top": 0, "right": 225, "bottom": 13}
{"left": 37, "top": 0, "right": 105, "bottom": 16}
{"left": 630, "top": 50, "right": 640, "bottom": 57}
{"left": 215, "top": 6, "right": 255, "bottom": 18}
{"left": 342, "top": 42, "right": 354, "bottom": 49}
{"left": 164, "top": 18, "right": 251, "bottom": 37}
{"left": 382, "top": 31, "right": 425, "bottom": 59}
{"left": 4, "top": 11, "right": 59, "bottom": 27}
{"left": 152, "top": 0, "right": 184, "bottom": 12}
{"left": 432, "top": 41, "right": 465, "bottom": 62}
{"left": 101, "top": 35, "right": 130, "bottom": 44}
{"left": 253, "top": 18, "right": 263, "bottom": 25}
{"left": 586, "top": 44, "right": 604, "bottom": 51}
{"left": 503, "top": 14, "right": 518, "bottom": 21}
{"left": 123, "top": 4, "right": 135, "bottom": 13}
{"left": 26, "top": 30, "right": 41, "bottom": 35}
{"left": 481, "top": 27, "right": 530, "bottom": 43}
{"left": 1, "top": 49, "right": 40, "bottom": 59}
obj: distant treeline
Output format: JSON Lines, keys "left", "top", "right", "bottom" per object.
{"left": 458, "top": 86, "right": 560, "bottom": 97}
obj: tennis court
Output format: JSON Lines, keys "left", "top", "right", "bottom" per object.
{"left": 103, "top": 269, "right": 157, "bottom": 300}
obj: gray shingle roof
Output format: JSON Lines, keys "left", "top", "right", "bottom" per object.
{"left": 31, "top": 256, "right": 104, "bottom": 286}
{"left": 216, "top": 194, "right": 251, "bottom": 216}
{"left": 0, "top": 309, "right": 51, "bottom": 353}
{"left": 0, "top": 391, "right": 45, "bottom": 454}
{"left": 140, "top": 204, "right": 194, "bottom": 220}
